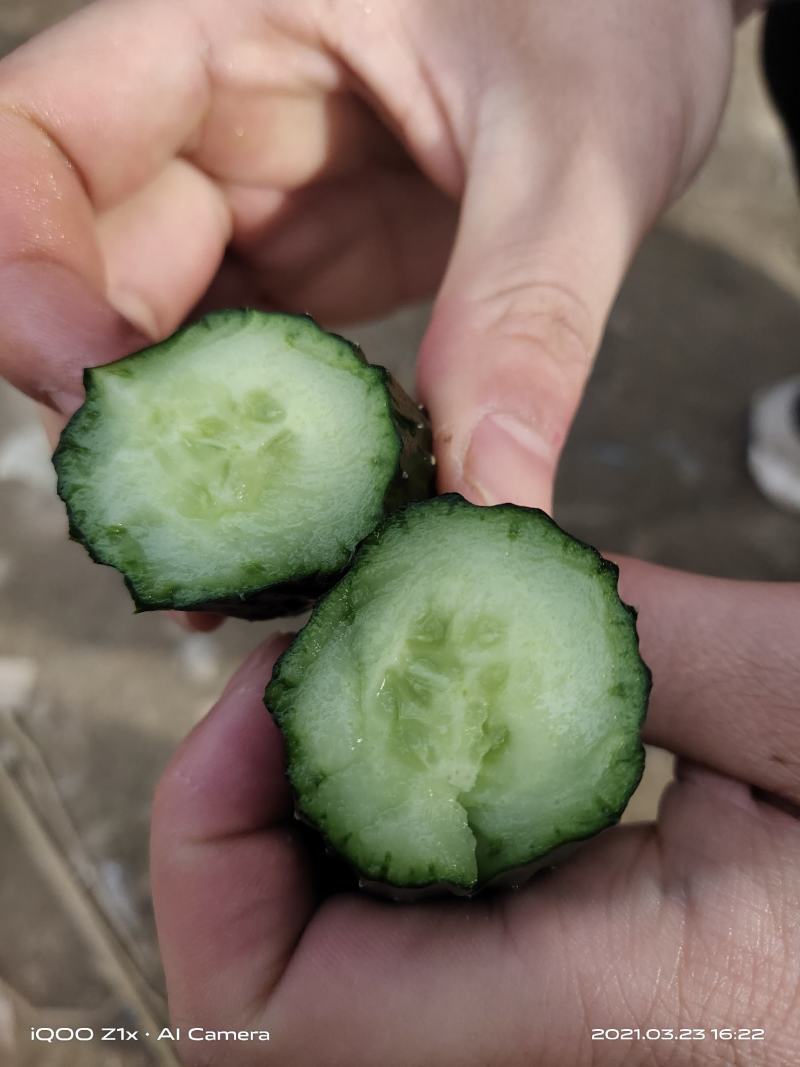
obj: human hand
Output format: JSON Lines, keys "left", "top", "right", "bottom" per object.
{"left": 0, "top": 0, "right": 737, "bottom": 512}
{"left": 151, "top": 560, "right": 800, "bottom": 1065}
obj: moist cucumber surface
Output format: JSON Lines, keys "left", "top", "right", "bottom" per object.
{"left": 53, "top": 311, "right": 434, "bottom": 617}
{"left": 267, "top": 495, "right": 649, "bottom": 894}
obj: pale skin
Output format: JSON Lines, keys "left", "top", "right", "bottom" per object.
{"left": 0, "top": 0, "right": 797, "bottom": 1063}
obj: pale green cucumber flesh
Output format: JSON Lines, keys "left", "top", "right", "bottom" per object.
{"left": 54, "top": 311, "right": 429, "bottom": 612}
{"left": 267, "top": 496, "right": 649, "bottom": 893}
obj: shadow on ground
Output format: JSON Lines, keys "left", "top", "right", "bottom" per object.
{"left": 558, "top": 226, "right": 800, "bottom": 578}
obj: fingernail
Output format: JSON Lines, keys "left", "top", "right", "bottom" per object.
{"left": 463, "top": 413, "right": 554, "bottom": 511}
{"left": 219, "top": 632, "right": 294, "bottom": 704}
{"left": 176, "top": 634, "right": 292, "bottom": 757}
{"left": 108, "top": 287, "right": 160, "bottom": 341}
{"left": 48, "top": 389, "right": 86, "bottom": 417}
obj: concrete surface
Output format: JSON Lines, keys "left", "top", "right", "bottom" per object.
{"left": 1, "top": 4, "right": 799, "bottom": 1065}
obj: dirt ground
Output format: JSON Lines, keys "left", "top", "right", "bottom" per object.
{"left": 1, "top": 5, "right": 799, "bottom": 1066}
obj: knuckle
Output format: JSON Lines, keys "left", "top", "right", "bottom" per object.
{"left": 474, "top": 275, "right": 596, "bottom": 374}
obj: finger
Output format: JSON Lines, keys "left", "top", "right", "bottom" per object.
{"left": 167, "top": 610, "right": 225, "bottom": 634}
{"left": 0, "top": 0, "right": 226, "bottom": 410}
{"left": 417, "top": 128, "right": 641, "bottom": 514}
{"left": 226, "top": 168, "right": 457, "bottom": 323}
{"left": 150, "top": 634, "right": 314, "bottom": 1027}
{"left": 96, "top": 158, "right": 231, "bottom": 340}
{"left": 618, "top": 558, "right": 800, "bottom": 805}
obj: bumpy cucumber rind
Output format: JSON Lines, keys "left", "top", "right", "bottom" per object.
{"left": 266, "top": 495, "right": 650, "bottom": 897}
{"left": 53, "top": 311, "right": 435, "bottom": 619}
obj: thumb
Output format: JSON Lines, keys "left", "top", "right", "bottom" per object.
{"left": 417, "top": 141, "right": 640, "bottom": 513}
{"left": 150, "top": 634, "right": 314, "bottom": 1032}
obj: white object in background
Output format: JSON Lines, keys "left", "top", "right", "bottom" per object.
{"left": 748, "top": 374, "right": 800, "bottom": 513}
{"left": 0, "top": 657, "right": 37, "bottom": 713}
{"left": 0, "top": 424, "right": 56, "bottom": 494}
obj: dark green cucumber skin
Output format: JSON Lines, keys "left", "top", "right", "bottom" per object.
{"left": 266, "top": 495, "right": 651, "bottom": 898}
{"left": 177, "top": 572, "right": 330, "bottom": 621}
{"left": 359, "top": 838, "right": 586, "bottom": 901}
{"left": 53, "top": 311, "right": 435, "bottom": 620}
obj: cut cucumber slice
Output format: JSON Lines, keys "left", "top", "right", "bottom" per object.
{"left": 266, "top": 495, "right": 649, "bottom": 895}
{"left": 53, "top": 311, "right": 434, "bottom": 617}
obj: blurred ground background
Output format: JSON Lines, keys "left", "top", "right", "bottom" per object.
{"left": 1, "top": 4, "right": 799, "bottom": 1065}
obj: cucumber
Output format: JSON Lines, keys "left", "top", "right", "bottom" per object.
{"left": 266, "top": 496, "right": 649, "bottom": 896}
{"left": 53, "top": 311, "right": 434, "bottom": 618}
